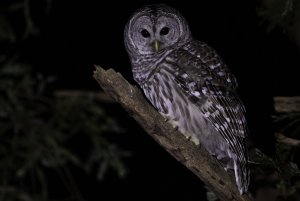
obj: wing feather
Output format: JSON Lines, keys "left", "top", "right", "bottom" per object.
{"left": 169, "top": 41, "right": 249, "bottom": 192}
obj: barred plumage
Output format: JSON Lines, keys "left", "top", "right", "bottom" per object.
{"left": 124, "top": 4, "right": 249, "bottom": 194}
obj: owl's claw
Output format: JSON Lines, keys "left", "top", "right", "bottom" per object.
{"left": 190, "top": 136, "right": 200, "bottom": 145}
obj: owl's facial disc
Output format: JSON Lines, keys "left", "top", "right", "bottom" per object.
{"left": 130, "top": 16, "right": 156, "bottom": 54}
{"left": 139, "top": 27, "right": 159, "bottom": 52}
{"left": 153, "top": 26, "right": 170, "bottom": 52}
{"left": 153, "top": 16, "right": 181, "bottom": 52}
{"left": 130, "top": 14, "right": 184, "bottom": 54}
{"left": 125, "top": 5, "right": 191, "bottom": 56}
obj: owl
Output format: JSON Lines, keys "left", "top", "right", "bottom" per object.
{"left": 124, "top": 4, "right": 249, "bottom": 194}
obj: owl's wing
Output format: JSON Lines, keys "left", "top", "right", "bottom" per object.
{"left": 172, "top": 41, "right": 248, "bottom": 139}
{"left": 170, "top": 40, "right": 248, "bottom": 161}
{"left": 184, "top": 41, "right": 239, "bottom": 90}
{"left": 171, "top": 41, "right": 249, "bottom": 192}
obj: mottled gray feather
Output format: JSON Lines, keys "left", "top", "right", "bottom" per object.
{"left": 124, "top": 4, "right": 250, "bottom": 194}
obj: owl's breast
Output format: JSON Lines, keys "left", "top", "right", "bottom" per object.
{"left": 141, "top": 65, "right": 210, "bottom": 145}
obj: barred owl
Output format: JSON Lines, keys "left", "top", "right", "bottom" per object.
{"left": 124, "top": 4, "right": 249, "bottom": 194}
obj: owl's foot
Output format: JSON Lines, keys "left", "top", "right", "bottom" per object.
{"left": 159, "top": 112, "right": 179, "bottom": 130}
{"left": 167, "top": 119, "right": 179, "bottom": 130}
{"left": 190, "top": 135, "right": 200, "bottom": 145}
{"left": 182, "top": 132, "right": 200, "bottom": 145}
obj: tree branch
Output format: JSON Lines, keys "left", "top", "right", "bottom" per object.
{"left": 274, "top": 96, "right": 300, "bottom": 113}
{"left": 93, "top": 65, "right": 253, "bottom": 201}
{"left": 275, "top": 132, "right": 300, "bottom": 147}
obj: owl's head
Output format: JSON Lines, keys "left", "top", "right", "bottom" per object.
{"left": 124, "top": 4, "right": 191, "bottom": 57}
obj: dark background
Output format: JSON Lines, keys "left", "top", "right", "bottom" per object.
{"left": 3, "top": 0, "right": 300, "bottom": 200}
{"left": 24, "top": 0, "right": 299, "bottom": 94}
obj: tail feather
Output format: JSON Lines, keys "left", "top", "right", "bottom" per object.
{"left": 233, "top": 159, "right": 249, "bottom": 195}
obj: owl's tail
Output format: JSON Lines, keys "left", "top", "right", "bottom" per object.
{"left": 233, "top": 158, "right": 250, "bottom": 195}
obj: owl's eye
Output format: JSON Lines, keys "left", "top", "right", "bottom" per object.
{"left": 141, "top": 29, "right": 150, "bottom": 38}
{"left": 160, "top": 27, "right": 169, "bottom": 35}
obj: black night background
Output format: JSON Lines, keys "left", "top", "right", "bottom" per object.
{"left": 0, "top": 0, "right": 300, "bottom": 200}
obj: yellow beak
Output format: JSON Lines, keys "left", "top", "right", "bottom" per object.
{"left": 154, "top": 40, "right": 159, "bottom": 52}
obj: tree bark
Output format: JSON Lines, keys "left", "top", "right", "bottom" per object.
{"left": 273, "top": 96, "right": 300, "bottom": 113}
{"left": 93, "top": 65, "right": 253, "bottom": 201}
